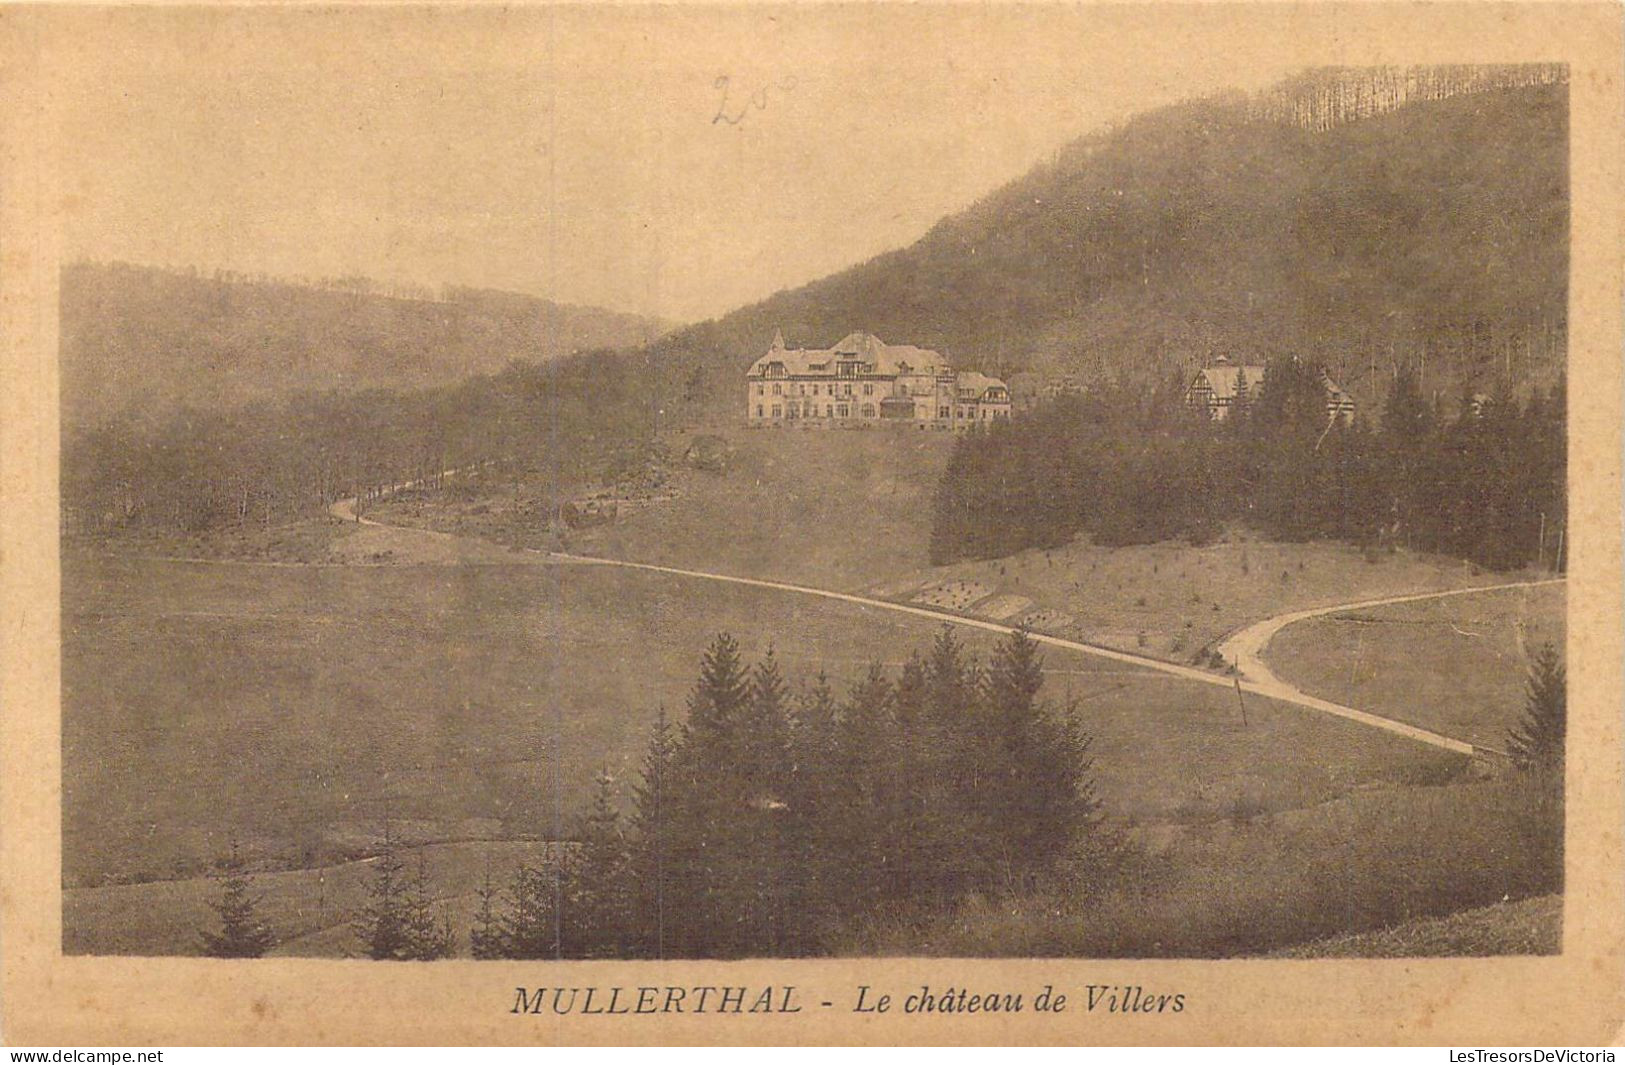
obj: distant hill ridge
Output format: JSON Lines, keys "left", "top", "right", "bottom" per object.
{"left": 649, "top": 68, "right": 1567, "bottom": 423}
{"left": 63, "top": 66, "right": 1568, "bottom": 432}
{"left": 60, "top": 261, "right": 674, "bottom": 428}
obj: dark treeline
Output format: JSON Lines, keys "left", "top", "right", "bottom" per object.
{"left": 62, "top": 350, "right": 655, "bottom": 536}
{"left": 457, "top": 627, "right": 1106, "bottom": 959}
{"left": 931, "top": 360, "right": 1566, "bottom": 574}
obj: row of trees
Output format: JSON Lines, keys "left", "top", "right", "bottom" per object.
{"left": 931, "top": 360, "right": 1566, "bottom": 574}
{"left": 205, "top": 627, "right": 1110, "bottom": 959}
{"left": 1245, "top": 64, "right": 1567, "bottom": 132}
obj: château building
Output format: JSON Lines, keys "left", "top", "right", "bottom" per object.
{"left": 745, "top": 331, "right": 1011, "bottom": 430}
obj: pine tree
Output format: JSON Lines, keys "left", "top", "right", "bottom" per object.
{"left": 1381, "top": 367, "right": 1435, "bottom": 548}
{"left": 629, "top": 707, "right": 677, "bottom": 958}
{"left": 572, "top": 770, "right": 633, "bottom": 958}
{"left": 353, "top": 841, "right": 411, "bottom": 960}
{"left": 495, "top": 860, "right": 564, "bottom": 959}
{"left": 469, "top": 861, "right": 504, "bottom": 960}
{"left": 1509, "top": 643, "right": 1566, "bottom": 773}
{"left": 783, "top": 672, "right": 840, "bottom": 940}
{"left": 978, "top": 629, "right": 1103, "bottom": 892}
{"left": 402, "top": 852, "right": 455, "bottom": 960}
{"left": 742, "top": 649, "right": 794, "bottom": 800}
{"left": 199, "top": 842, "right": 277, "bottom": 958}
{"left": 659, "top": 634, "right": 765, "bottom": 957}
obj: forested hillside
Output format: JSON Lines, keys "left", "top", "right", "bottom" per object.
{"left": 649, "top": 68, "right": 1566, "bottom": 422}
{"left": 930, "top": 363, "right": 1566, "bottom": 573}
{"left": 60, "top": 262, "right": 671, "bottom": 428}
{"left": 63, "top": 351, "right": 654, "bottom": 537}
{"left": 62, "top": 67, "right": 1568, "bottom": 542}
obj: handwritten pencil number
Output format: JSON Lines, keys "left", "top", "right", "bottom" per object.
{"left": 713, "top": 74, "right": 797, "bottom": 126}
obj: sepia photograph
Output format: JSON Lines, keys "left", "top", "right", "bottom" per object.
{"left": 3, "top": 1, "right": 1622, "bottom": 1047}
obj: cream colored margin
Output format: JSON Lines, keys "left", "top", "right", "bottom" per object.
{"left": 2, "top": 2, "right": 1620, "bottom": 1046}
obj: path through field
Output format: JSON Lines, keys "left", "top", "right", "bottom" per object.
{"left": 1216, "top": 579, "right": 1566, "bottom": 755}
{"left": 332, "top": 490, "right": 1561, "bottom": 756}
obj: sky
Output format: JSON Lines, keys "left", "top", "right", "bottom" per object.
{"left": 51, "top": 6, "right": 1304, "bottom": 324}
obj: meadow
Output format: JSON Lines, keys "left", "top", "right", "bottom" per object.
{"left": 843, "top": 772, "right": 1559, "bottom": 958}
{"left": 371, "top": 426, "right": 957, "bottom": 590}
{"left": 1266, "top": 584, "right": 1566, "bottom": 750}
{"left": 372, "top": 427, "right": 1538, "bottom": 664}
{"left": 888, "top": 534, "right": 1536, "bottom": 662}
{"left": 65, "top": 550, "right": 1016, "bottom": 890}
{"left": 63, "top": 547, "right": 1470, "bottom": 956}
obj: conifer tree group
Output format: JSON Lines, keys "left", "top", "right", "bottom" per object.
{"left": 352, "top": 842, "right": 456, "bottom": 961}
{"left": 931, "top": 360, "right": 1566, "bottom": 577}
{"left": 467, "top": 627, "right": 1105, "bottom": 959}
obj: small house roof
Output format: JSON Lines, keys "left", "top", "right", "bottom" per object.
{"left": 1194, "top": 363, "right": 1267, "bottom": 401}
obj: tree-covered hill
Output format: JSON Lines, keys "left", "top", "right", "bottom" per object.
{"left": 60, "top": 261, "right": 673, "bottom": 429}
{"left": 652, "top": 69, "right": 1566, "bottom": 422}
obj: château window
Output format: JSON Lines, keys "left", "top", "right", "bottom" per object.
{"left": 843, "top": 383, "right": 853, "bottom": 396}
{"left": 772, "top": 383, "right": 782, "bottom": 396}
{"left": 837, "top": 404, "right": 849, "bottom": 418}
{"left": 771, "top": 405, "right": 782, "bottom": 418}
{"left": 756, "top": 405, "right": 763, "bottom": 417}
{"left": 863, "top": 384, "right": 873, "bottom": 396}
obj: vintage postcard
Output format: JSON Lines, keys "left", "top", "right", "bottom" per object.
{"left": 1, "top": 1, "right": 1621, "bottom": 1047}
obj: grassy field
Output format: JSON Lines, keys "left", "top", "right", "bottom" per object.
{"left": 843, "top": 774, "right": 1561, "bottom": 958}
{"left": 64, "top": 549, "right": 1469, "bottom": 955}
{"left": 67, "top": 515, "right": 364, "bottom": 565}
{"left": 371, "top": 428, "right": 1539, "bottom": 665}
{"left": 371, "top": 427, "right": 957, "bottom": 590}
{"left": 1266, "top": 584, "right": 1566, "bottom": 750}
{"left": 1273, "top": 894, "right": 1561, "bottom": 959}
{"left": 66, "top": 550, "right": 1016, "bottom": 889}
{"left": 885, "top": 533, "right": 1541, "bottom": 662}
{"left": 64, "top": 429, "right": 1564, "bottom": 957}
{"left": 64, "top": 839, "right": 555, "bottom": 958}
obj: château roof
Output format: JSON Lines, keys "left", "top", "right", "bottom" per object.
{"left": 955, "top": 372, "right": 1009, "bottom": 400}
{"left": 747, "top": 331, "right": 953, "bottom": 378}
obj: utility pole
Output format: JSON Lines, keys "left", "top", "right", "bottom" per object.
{"left": 1233, "top": 674, "right": 1249, "bottom": 728}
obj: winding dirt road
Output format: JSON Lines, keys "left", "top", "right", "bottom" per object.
{"left": 1215, "top": 578, "right": 1565, "bottom": 755}
{"left": 334, "top": 486, "right": 1566, "bottom": 756}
